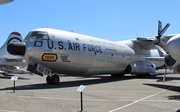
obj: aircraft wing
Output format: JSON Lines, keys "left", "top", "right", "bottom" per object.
{"left": 5, "top": 57, "right": 23, "bottom": 62}
{"left": 133, "top": 37, "right": 156, "bottom": 50}
{"left": 0, "top": 65, "right": 30, "bottom": 75}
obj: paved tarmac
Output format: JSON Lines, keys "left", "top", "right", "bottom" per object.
{"left": 0, "top": 70, "right": 180, "bottom": 112}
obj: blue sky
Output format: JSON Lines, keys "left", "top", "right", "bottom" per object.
{"left": 0, "top": 0, "right": 180, "bottom": 46}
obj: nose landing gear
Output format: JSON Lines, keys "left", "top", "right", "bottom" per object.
{"left": 46, "top": 74, "right": 60, "bottom": 85}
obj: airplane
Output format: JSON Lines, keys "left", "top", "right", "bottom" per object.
{"left": 0, "top": 66, "right": 30, "bottom": 75}
{"left": 0, "top": 32, "right": 27, "bottom": 75}
{"left": 0, "top": 0, "right": 29, "bottom": 75}
{"left": 0, "top": 0, "right": 13, "bottom": 5}
{"left": 7, "top": 21, "right": 169, "bottom": 85}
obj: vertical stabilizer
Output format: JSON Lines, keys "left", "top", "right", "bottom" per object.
{"left": 0, "top": 32, "right": 22, "bottom": 58}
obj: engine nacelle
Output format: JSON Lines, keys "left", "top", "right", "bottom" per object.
{"left": 156, "top": 34, "right": 180, "bottom": 70}
{"left": 125, "top": 61, "right": 156, "bottom": 75}
{"left": 158, "top": 35, "right": 173, "bottom": 50}
{"left": 166, "top": 34, "right": 180, "bottom": 64}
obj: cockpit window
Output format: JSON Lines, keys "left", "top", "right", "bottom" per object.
{"left": 24, "top": 31, "right": 49, "bottom": 40}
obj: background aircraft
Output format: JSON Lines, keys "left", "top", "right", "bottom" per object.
{"left": 0, "top": 0, "right": 29, "bottom": 75}
{"left": 0, "top": 0, "right": 13, "bottom": 5}
{"left": 0, "top": 32, "right": 27, "bottom": 75}
{"left": 0, "top": 66, "right": 29, "bottom": 75}
{"left": 7, "top": 21, "right": 168, "bottom": 85}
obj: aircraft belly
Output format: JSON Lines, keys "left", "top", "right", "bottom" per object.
{"left": 84, "top": 68, "right": 125, "bottom": 75}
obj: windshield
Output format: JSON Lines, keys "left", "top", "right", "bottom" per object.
{"left": 24, "top": 31, "right": 49, "bottom": 40}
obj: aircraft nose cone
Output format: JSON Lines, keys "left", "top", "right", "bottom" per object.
{"left": 167, "top": 35, "right": 180, "bottom": 63}
{"left": 7, "top": 42, "right": 26, "bottom": 56}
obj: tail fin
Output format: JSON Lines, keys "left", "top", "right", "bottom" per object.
{"left": 0, "top": 32, "right": 22, "bottom": 58}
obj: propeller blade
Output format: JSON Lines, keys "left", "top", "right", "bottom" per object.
{"left": 158, "top": 21, "right": 162, "bottom": 36}
{"left": 163, "top": 66, "right": 167, "bottom": 83}
{"left": 157, "top": 21, "right": 170, "bottom": 39}
{"left": 155, "top": 45, "right": 167, "bottom": 56}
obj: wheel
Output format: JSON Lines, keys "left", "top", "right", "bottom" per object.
{"left": 51, "top": 75, "right": 60, "bottom": 85}
{"left": 46, "top": 76, "right": 52, "bottom": 85}
{"left": 2, "top": 73, "right": 8, "bottom": 76}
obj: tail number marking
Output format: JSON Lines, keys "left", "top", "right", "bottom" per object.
{"left": 37, "top": 64, "right": 51, "bottom": 75}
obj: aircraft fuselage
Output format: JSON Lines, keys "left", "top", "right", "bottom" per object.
{"left": 23, "top": 28, "right": 153, "bottom": 75}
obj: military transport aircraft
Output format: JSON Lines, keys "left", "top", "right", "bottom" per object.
{"left": 0, "top": 66, "right": 29, "bottom": 75}
{"left": 0, "top": 32, "right": 27, "bottom": 75}
{"left": 7, "top": 21, "right": 170, "bottom": 85}
{"left": 0, "top": 0, "right": 28, "bottom": 75}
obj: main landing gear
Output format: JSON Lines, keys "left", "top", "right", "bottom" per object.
{"left": 46, "top": 74, "right": 60, "bottom": 85}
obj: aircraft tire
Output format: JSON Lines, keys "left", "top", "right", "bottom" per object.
{"left": 51, "top": 75, "right": 60, "bottom": 85}
{"left": 46, "top": 76, "right": 52, "bottom": 85}
{"left": 2, "top": 73, "right": 7, "bottom": 76}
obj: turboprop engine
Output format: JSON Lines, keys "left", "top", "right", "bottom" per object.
{"left": 166, "top": 34, "right": 180, "bottom": 65}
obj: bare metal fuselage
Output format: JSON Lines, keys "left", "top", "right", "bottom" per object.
{"left": 23, "top": 28, "right": 154, "bottom": 75}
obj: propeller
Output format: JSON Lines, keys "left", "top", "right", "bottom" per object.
{"left": 153, "top": 21, "right": 170, "bottom": 44}
{"left": 163, "top": 65, "right": 167, "bottom": 83}
{"left": 136, "top": 21, "right": 171, "bottom": 82}
{"left": 156, "top": 45, "right": 166, "bottom": 56}
{"left": 155, "top": 21, "right": 171, "bottom": 82}
{"left": 136, "top": 21, "right": 170, "bottom": 44}
{"left": 156, "top": 45, "right": 169, "bottom": 82}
